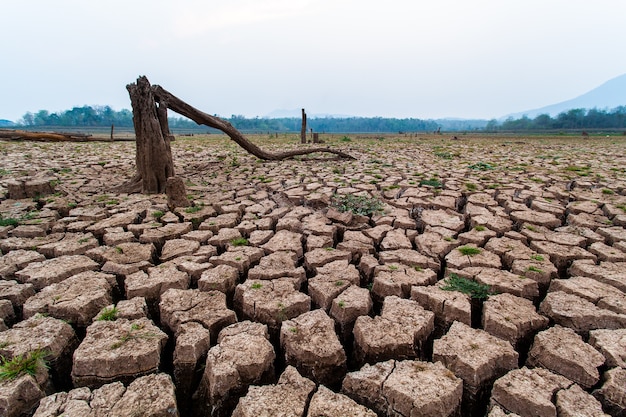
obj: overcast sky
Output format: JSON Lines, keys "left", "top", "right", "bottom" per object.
{"left": 1, "top": 0, "right": 625, "bottom": 122}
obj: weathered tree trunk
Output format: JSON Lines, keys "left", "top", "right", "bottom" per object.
{"left": 301, "top": 108, "right": 307, "bottom": 144}
{"left": 123, "top": 76, "right": 175, "bottom": 193}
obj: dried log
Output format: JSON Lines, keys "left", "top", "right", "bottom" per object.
{"left": 0, "top": 129, "right": 92, "bottom": 142}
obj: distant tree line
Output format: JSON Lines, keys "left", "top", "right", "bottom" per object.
{"left": 17, "top": 106, "right": 440, "bottom": 133}
{"left": 486, "top": 106, "right": 626, "bottom": 131}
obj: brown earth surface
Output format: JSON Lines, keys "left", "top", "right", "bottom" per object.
{"left": 0, "top": 133, "right": 625, "bottom": 417}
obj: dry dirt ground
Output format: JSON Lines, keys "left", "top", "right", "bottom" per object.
{"left": 0, "top": 133, "right": 625, "bottom": 417}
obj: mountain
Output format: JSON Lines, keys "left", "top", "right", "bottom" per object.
{"left": 0, "top": 119, "right": 14, "bottom": 127}
{"left": 504, "top": 73, "right": 626, "bottom": 119}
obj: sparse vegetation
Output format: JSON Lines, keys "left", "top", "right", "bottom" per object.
{"left": 441, "top": 274, "right": 492, "bottom": 299}
{"left": 331, "top": 193, "right": 384, "bottom": 216}
{"left": 457, "top": 246, "right": 482, "bottom": 256}
{"left": 97, "top": 306, "right": 119, "bottom": 321}
{"left": 0, "top": 350, "right": 48, "bottom": 381}
{"left": 230, "top": 237, "right": 249, "bottom": 247}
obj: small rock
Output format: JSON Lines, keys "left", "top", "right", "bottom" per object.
{"left": 281, "top": 309, "right": 346, "bottom": 386}
{"left": 433, "top": 321, "right": 518, "bottom": 405}
{"left": 527, "top": 325, "right": 606, "bottom": 389}
{"left": 354, "top": 296, "right": 434, "bottom": 364}
{"left": 159, "top": 288, "right": 236, "bottom": 342}
{"left": 342, "top": 359, "right": 463, "bottom": 417}
{"left": 482, "top": 293, "right": 549, "bottom": 347}
{"left": 125, "top": 264, "right": 190, "bottom": 305}
{"left": 196, "top": 321, "right": 275, "bottom": 414}
{"left": 588, "top": 328, "right": 626, "bottom": 368}
{"left": 539, "top": 291, "right": 626, "bottom": 334}
{"left": 234, "top": 278, "right": 310, "bottom": 333}
{"left": 490, "top": 367, "right": 573, "bottom": 417}
{"left": 15, "top": 254, "right": 99, "bottom": 290}
{"left": 71, "top": 318, "right": 168, "bottom": 388}
{"left": 22, "top": 271, "right": 115, "bottom": 327}
{"left": 232, "top": 366, "right": 316, "bottom": 417}
{"left": 593, "top": 367, "right": 626, "bottom": 417}
{"left": 556, "top": 383, "right": 610, "bottom": 417}
{"left": 307, "top": 385, "right": 376, "bottom": 417}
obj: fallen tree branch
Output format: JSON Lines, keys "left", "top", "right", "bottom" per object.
{"left": 0, "top": 129, "right": 92, "bottom": 142}
{"left": 151, "top": 85, "right": 355, "bottom": 160}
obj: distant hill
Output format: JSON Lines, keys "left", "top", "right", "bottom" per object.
{"left": 0, "top": 119, "right": 14, "bottom": 127}
{"left": 504, "top": 73, "right": 626, "bottom": 119}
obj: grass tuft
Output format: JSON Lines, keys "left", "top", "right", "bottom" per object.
{"left": 0, "top": 350, "right": 48, "bottom": 381}
{"left": 331, "top": 194, "right": 384, "bottom": 217}
{"left": 230, "top": 237, "right": 249, "bottom": 247}
{"left": 441, "top": 274, "right": 491, "bottom": 299}
{"left": 457, "top": 246, "right": 481, "bottom": 256}
{"left": 97, "top": 306, "right": 118, "bottom": 321}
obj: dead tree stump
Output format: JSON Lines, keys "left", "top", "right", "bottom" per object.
{"left": 123, "top": 76, "right": 176, "bottom": 194}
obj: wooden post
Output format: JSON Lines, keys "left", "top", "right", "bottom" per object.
{"left": 301, "top": 108, "right": 307, "bottom": 144}
{"left": 313, "top": 133, "right": 319, "bottom": 143}
{"left": 110, "top": 124, "right": 114, "bottom": 141}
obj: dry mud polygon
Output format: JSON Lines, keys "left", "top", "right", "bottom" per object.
{"left": 0, "top": 133, "right": 625, "bottom": 416}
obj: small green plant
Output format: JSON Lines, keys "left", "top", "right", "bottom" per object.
{"left": 334, "top": 280, "right": 345, "bottom": 287}
{"left": 526, "top": 266, "right": 543, "bottom": 273}
{"left": 0, "top": 216, "right": 19, "bottom": 227}
{"left": 115, "top": 246, "right": 124, "bottom": 254}
{"left": 602, "top": 188, "right": 614, "bottom": 195}
{"left": 337, "top": 300, "right": 346, "bottom": 308}
{"left": 230, "top": 237, "right": 249, "bottom": 247}
{"left": 530, "top": 254, "right": 544, "bottom": 262}
{"left": 434, "top": 151, "right": 453, "bottom": 159}
{"left": 330, "top": 194, "right": 384, "bottom": 216}
{"left": 97, "top": 306, "right": 119, "bottom": 321}
{"left": 110, "top": 323, "right": 157, "bottom": 349}
{"left": 524, "top": 225, "right": 537, "bottom": 232}
{"left": 185, "top": 205, "right": 203, "bottom": 214}
{"left": 152, "top": 210, "right": 165, "bottom": 220}
{"left": 0, "top": 350, "right": 48, "bottom": 381}
{"left": 388, "top": 265, "right": 399, "bottom": 271}
{"left": 419, "top": 178, "right": 442, "bottom": 188}
{"left": 474, "top": 225, "right": 486, "bottom": 232}
{"left": 68, "top": 202, "right": 78, "bottom": 208}
{"left": 340, "top": 135, "right": 352, "bottom": 142}
{"left": 251, "top": 282, "right": 263, "bottom": 289}
{"left": 465, "top": 182, "right": 477, "bottom": 191}
{"left": 457, "top": 246, "right": 481, "bottom": 256}
{"left": 468, "top": 162, "right": 494, "bottom": 171}
{"left": 441, "top": 274, "right": 491, "bottom": 299}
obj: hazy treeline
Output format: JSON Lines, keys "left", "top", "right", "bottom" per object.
{"left": 486, "top": 106, "right": 626, "bottom": 131}
{"left": 17, "top": 106, "right": 440, "bottom": 133}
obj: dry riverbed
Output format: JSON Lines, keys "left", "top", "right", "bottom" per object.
{"left": 0, "top": 133, "right": 625, "bottom": 417}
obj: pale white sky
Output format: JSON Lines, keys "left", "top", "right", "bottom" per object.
{"left": 1, "top": 0, "right": 625, "bottom": 122}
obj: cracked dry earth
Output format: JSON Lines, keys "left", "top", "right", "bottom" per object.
{"left": 0, "top": 133, "right": 625, "bottom": 417}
